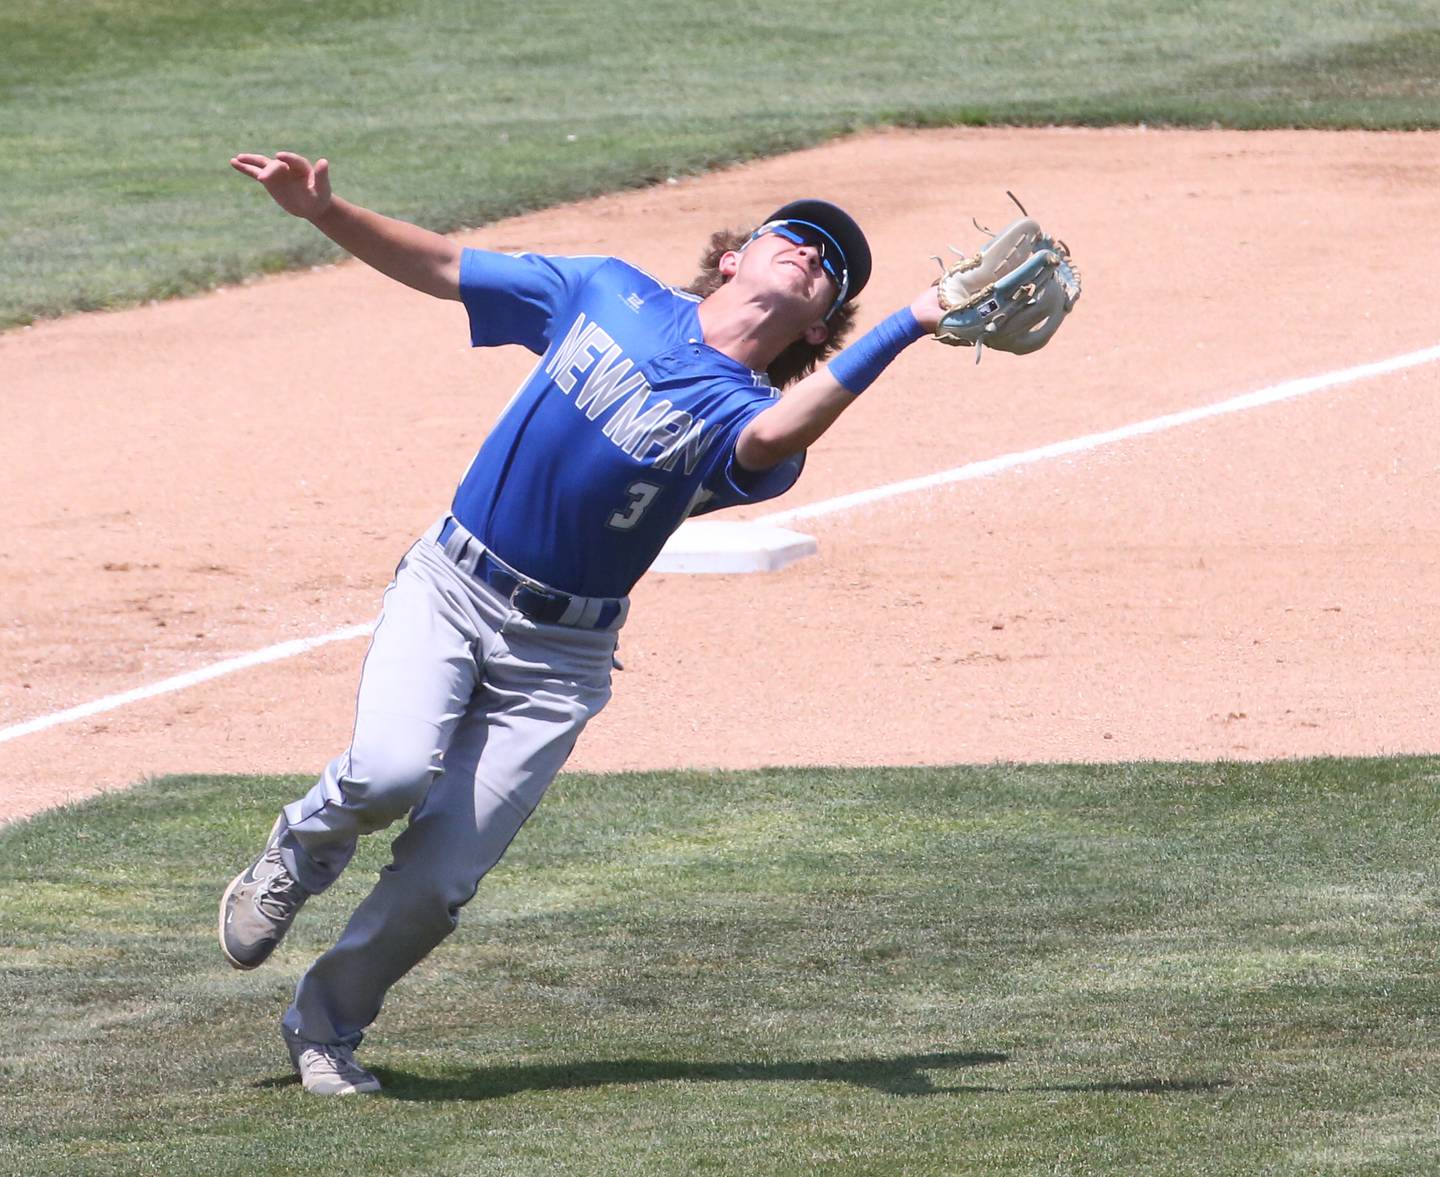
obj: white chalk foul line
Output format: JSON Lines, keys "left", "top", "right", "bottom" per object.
{"left": 759, "top": 342, "right": 1440, "bottom": 527}
{"left": 3, "top": 341, "right": 1437, "bottom": 748}
{"left": 0, "top": 623, "right": 373, "bottom": 746}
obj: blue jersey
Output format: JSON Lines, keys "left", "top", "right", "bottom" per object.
{"left": 451, "top": 249, "right": 804, "bottom": 597}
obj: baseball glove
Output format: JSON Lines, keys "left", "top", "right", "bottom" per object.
{"left": 934, "top": 210, "right": 1081, "bottom": 358}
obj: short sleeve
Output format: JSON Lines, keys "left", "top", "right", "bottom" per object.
{"left": 459, "top": 249, "right": 608, "bottom": 354}
{"left": 691, "top": 411, "right": 806, "bottom": 516}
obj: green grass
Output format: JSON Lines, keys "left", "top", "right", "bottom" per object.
{"left": 2, "top": 0, "right": 1439, "bottom": 329}
{"left": 2, "top": 759, "right": 1437, "bottom": 1174}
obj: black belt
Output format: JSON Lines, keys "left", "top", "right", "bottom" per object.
{"left": 436, "top": 517, "right": 625, "bottom": 630}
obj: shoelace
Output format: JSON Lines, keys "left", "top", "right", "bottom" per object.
{"left": 254, "top": 849, "right": 305, "bottom": 920}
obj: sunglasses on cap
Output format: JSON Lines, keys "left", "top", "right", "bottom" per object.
{"left": 747, "top": 219, "right": 851, "bottom": 317}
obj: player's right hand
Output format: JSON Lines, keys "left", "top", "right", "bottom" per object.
{"left": 230, "top": 151, "right": 333, "bottom": 220}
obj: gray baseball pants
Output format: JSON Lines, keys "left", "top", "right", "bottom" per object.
{"left": 274, "top": 518, "right": 619, "bottom": 1048}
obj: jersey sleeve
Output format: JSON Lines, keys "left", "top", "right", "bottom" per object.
{"left": 459, "top": 249, "right": 608, "bottom": 354}
{"left": 690, "top": 401, "right": 806, "bottom": 516}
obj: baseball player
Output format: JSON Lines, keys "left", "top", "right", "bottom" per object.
{"left": 221, "top": 150, "right": 948, "bottom": 1096}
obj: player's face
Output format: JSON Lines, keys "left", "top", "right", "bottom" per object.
{"left": 743, "top": 222, "right": 845, "bottom": 318}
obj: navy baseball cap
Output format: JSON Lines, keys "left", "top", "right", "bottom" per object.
{"left": 754, "top": 199, "right": 872, "bottom": 314}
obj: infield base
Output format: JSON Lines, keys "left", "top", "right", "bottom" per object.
{"left": 651, "top": 521, "right": 817, "bottom": 574}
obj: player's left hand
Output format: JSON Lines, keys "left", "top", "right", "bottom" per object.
{"left": 909, "top": 285, "right": 944, "bottom": 333}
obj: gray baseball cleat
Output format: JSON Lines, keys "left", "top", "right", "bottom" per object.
{"left": 284, "top": 1025, "right": 382, "bottom": 1096}
{"left": 218, "top": 817, "right": 311, "bottom": 970}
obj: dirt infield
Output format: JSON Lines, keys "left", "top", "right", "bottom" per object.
{"left": 3, "top": 126, "right": 1438, "bottom": 824}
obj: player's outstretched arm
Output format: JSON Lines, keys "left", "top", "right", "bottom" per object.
{"left": 735, "top": 368, "right": 852, "bottom": 471}
{"left": 735, "top": 285, "right": 942, "bottom": 471}
{"left": 230, "top": 152, "right": 462, "bottom": 301}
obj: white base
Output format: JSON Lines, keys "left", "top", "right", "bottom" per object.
{"left": 651, "top": 520, "right": 818, "bottom": 574}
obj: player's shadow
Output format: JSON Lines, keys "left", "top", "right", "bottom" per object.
{"left": 260, "top": 1050, "right": 1232, "bottom": 1102}
{"left": 375, "top": 1049, "right": 1009, "bottom": 1102}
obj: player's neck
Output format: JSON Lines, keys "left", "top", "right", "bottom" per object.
{"left": 696, "top": 283, "right": 808, "bottom": 374}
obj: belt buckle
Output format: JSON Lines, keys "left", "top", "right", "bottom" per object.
{"left": 508, "top": 575, "right": 566, "bottom": 621}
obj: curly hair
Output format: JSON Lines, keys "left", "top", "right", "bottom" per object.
{"left": 683, "top": 228, "right": 858, "bottom": 390}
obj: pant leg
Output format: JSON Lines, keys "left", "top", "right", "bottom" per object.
{"left": 284, "top": 589, "right": 617, "bottom": 1047}
{"left": 278, "top": 535, "right": 488, "bottom": 893}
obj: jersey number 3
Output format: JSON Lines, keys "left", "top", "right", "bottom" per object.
{"left": 607, "top": 480, "right": 661, "bottom": 531}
